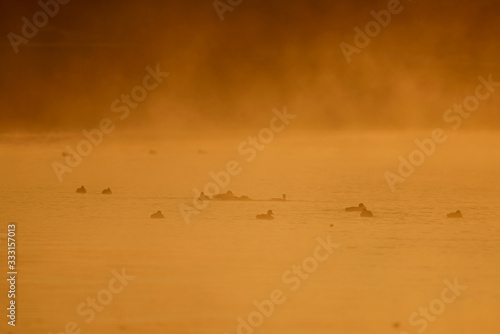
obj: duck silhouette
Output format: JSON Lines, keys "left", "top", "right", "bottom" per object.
{"left": 360, "top": 208, "right": 373, "bottom": 217}
{"left": 447, "top": 210, "right": 462, "bottom": 218}
{"left": 214, "top": 191, "right": 239, "bottom": 201}
{"left": 76, "top": 186, "right": 86, "bottom": 194}
{"left": 345, "top": 203, "right": 365, "bottom": 212}
{"left": 272, "top": 194, "right": 287, "bottom": 201}
{"left": 150, "top": 211, "right": 164, "bottom": 219}
{"left": 102, "top": 188, "right": 112, "bottom": 195}
{"left": 256, "top": 210, "right": 274, "bottom": 220}
{"left": 198, "top": 192, "right": 210, "bottom": 201}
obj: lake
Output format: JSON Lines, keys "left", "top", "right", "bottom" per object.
{"left": 0, "top": 131, "right": 499, "bottom": 334}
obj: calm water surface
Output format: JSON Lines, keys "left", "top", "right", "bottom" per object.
{"left": 0, "top": 133, "right": 499, "bottom": 334}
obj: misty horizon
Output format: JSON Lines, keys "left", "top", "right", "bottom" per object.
{"left": 2, "top": 1, "right": 500, "bottom": 333}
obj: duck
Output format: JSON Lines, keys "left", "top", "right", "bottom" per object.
{"left": 360, "top": 208, "right": 373, "bottom": 217}
{"left": 214, "top": 191, "right": 239, "bottom": 201}
{"left": 102, "top": 188, "right": 112, "bottom": 195}
{"left": 76, "top": 186, "right": 86, "bottom": 194}
{"left": 198, "top": 192, "right": 210, "bottom": 201}
{"left": 256, "top": 210, "right": 274, "bottom": 220}
{"left": 150, "top": 211, "right": 164, "bottom": 219}
{"left": 447, "top": 210, "right": 462, "bottom": 218}
{"left": 272, "top": 194, "right": 287, "bottom": 201}
{"left": 345, "top": 203, "right": 366, "bottom": 212}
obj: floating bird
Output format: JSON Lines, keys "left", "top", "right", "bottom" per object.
{"left": 360, "top": 208, "right": 373, "bottom": 217}
{"left": 213, "top": 191, "right": 239, "bottom": 201}
{"left": 447, "top": 210, "right": 463, "bottom": 218}
{"left": 102, "top": 188, "right": 112, "bottom": 195}
{"left": 76, "top": 186, "right": 86, "bottom": 194}
{"left": 198, "top": 192, "right": 210, "bottom": 201}
{"left": 345, "top": 203, "right": 366, "bottom": 212}
{"left": 151, "top": 211, "right": 164, "bottom": 219}
{"left": 212, "top": 191, "right": 251, "bottom": 201}
{"left": 272, "top": 194, "right": 287, "bottom": 201}
{"left": 256, "top": 210, "right": 274, "bottom": 220}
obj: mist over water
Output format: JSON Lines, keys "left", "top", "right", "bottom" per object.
{"left": 2, "top": 0, "right": 500, "bottom": 333}
{"left": 1, "top": 0, "right": 500, "bottom": 133}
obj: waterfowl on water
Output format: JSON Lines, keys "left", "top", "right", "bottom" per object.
{"left": 272, "top": 194, "right": 287, "bottom": 201}
{"left": 213, "top": 191, "right": 239, "bottom": 201}
{"left": 447, "top": 210, "right": 462, "bottom": 218}
{"left": 76, "top": 186, "right": 86, "bottom": 194}
{"left": 150, "top": 211, "right": 164, "bottom": 219}
{"left": 256, "top": 210, "right": 274, "bottom": 220}
{"left": 360, "top": 208, "right": 373, "bottom": 217}
{"left": 345, "top": 203, "right": 366, "bottom": 212}
{"left": 102, "top": 188, "right": 112, "bottom": 195}
{"left": 198, "top": 192, "right": 210, "bottom": 201}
